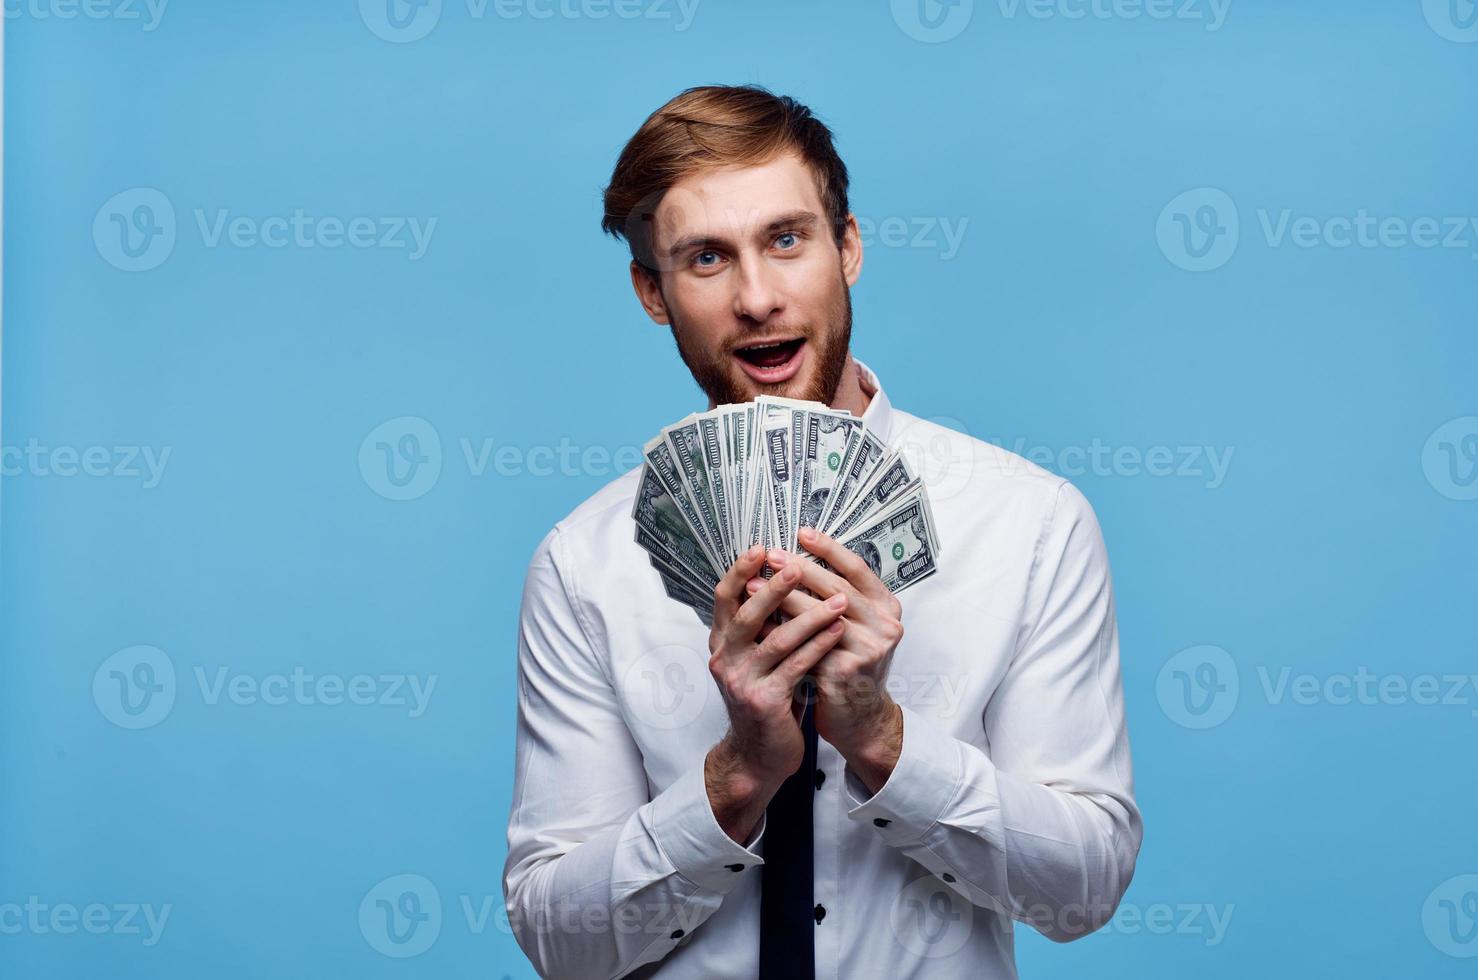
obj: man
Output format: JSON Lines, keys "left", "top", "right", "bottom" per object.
{"left": 503, "top": 84, "right": 1142, "bottom": 979}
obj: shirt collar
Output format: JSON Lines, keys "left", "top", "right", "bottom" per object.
{"left": 853, "top": 357, "right": 895, "bottom": 445}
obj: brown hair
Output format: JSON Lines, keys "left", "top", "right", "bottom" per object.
{"left": 600, "top": 84, "right": 851, "bottom": 277}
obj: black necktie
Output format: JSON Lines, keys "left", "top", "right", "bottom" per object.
{"left": 758, "top": 676, "right": 818, "bottom": 979}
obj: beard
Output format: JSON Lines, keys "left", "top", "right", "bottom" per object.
{"left": 666, "top": 274, "right": 854, "bottom": 408}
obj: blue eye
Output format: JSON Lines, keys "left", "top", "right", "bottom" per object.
{"left": 776, "top": 232, "right": 798, "bottom": 249}
{"left": 694, "top": 251, "right": 719, "bottom": 267}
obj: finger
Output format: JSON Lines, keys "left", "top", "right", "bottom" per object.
{"left": 751, "top": 584, "right": 868, "bottom": 664}
{"left": 747, "top": 576, "right": 822, "bottom": 618}
{"left": 766, "top": 547, "right": 851, "bottom": 601}
{"left": 726, "top": 562, "right": 802, "bottom": 643}
{"left": 755, "top": 593, "right": 848, "bottom": 672}
{"left": 769, "top": 617, "right": 847, "bottom": 690}
{"left": 798, "top": 526, "right": 893, "bottom": 602}
{"left": 752, "top": 563, "right": 890, "bottom": 633}
{"left": 786, "top": 557, "right": 904, "bottom": 632}
{"left": 712, "top": 545, "right": 766, "bottom": 629}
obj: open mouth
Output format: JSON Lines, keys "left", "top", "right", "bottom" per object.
{"left": 734, "top": 337, "right": 807, "bottom": 384}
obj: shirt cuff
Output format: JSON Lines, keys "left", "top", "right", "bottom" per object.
{"left": 646, "top": 759, "right": 767, "bottom": 893}
{"left": 844, "top": 703, "right": 965, "bottom": 846}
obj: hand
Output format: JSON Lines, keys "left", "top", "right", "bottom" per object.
{"left": 745, "top": 527, "right": 905, "bottom": 765}
{"left": 707, "top": 544, "right": 850, "bottom": 789}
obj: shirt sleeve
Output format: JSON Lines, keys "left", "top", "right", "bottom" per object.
{"left": 841, "top": 480, "right": 1143, "bottom": 942}
{"left": 502, "top": 527, "right": 767, "bottom": 980}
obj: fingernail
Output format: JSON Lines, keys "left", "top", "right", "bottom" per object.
{"left": 827, "top": 619, "right": 845, "bottom": 633}
{"left": 767, "top": 549, "right": 787, "bottom": 564}
{"left": 746, "top": 578, "right": 762, "bottom": 591}
{"left": 799, "top": 527, "right": 814, "bottom": 542}
{"left": 826, "top": 594, "right": 847, "bottom": 610}
{"left": 783, "top": 564, "right": 801, "bottom": 581}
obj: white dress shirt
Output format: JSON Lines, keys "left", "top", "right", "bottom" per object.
{"left": 502, "top": 360, "right": 1143, "bottom": 979}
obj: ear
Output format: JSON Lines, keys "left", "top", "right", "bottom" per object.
{"left": 629, "top": 260, "right": 670, "bottom": 325}
{"left": 839, "top": 213, "right": 864, "bottom": 287}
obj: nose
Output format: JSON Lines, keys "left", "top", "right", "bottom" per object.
{"left": 731, "top": 254, "right": 784, "bottom": 325}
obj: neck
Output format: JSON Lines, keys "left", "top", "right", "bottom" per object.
{"left": 828, "top": 354, "right": 872, "bottom": 416}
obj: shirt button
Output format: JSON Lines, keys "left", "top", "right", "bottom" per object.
{"left": 942, "top": 872, "right": 956, "bottom": 883}
{"left": 814, "top": 904, "right": 826, "bottom": 923}
{"left": 726, "top": 863, "right": 745, "bottom": 872}
{"left": 814, "top": 769, "right": 826, "bottom": 789}
{"left": 670, "top": 928, "right": 685, "bottom": 939}
{"left": 873, "top": 818, "right": 891, "bottom": 828}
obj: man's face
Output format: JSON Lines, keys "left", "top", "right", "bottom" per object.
{"left": 631, "top": 151, "right": 863, "bottom": 407}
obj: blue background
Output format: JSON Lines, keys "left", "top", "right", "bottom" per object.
{"left": 3, "top": 0, "right": 1476, "bottom": 976}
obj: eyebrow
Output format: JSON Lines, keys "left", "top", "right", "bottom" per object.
{"left": 665, "top": 209, "right": 821, "bottom": 259}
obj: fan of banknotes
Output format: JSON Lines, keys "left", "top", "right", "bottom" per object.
{"left": 631, "top": 396, "right": 942, "bottom": 621}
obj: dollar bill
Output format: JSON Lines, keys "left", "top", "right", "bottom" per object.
{"left": 819, "top": 429, "right": 888, "bottom": 533}
{"left": 654, "top": 559, "right": 715, "bottom": 614}
{"left": 634, "top": 448, "right": 722, "bottom": 581}
{"left": 634, "top": 396, "right": 942, "bottom": 618}
{"left": 696, "top": 414, "right": 734, "bottom": 561}
{"left": 837, "top": 491, "right": 941, "bottom": 593}
{"left": 758, "top": 406, "right": 796, "bottom": 553}
{"left": 640, "top": 531, "right": 714, "bottom": 597}
{"left": 663, "top": 418, "right": 728, "bottom": 565}
{"left": 796, "top": 409, "right": 863, "bottom": 535}
{"left": 724, "top": 406, "right": 752, "bottom": 554}
{"left": 828, "top": 452, "right": 918, "bottom": 541}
